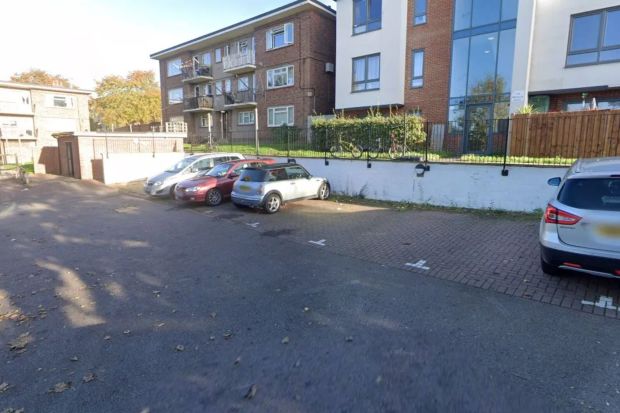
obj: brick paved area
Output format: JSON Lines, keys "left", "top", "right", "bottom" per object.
{"left": 149, "top": 194, "right": 620, "bottom": 319}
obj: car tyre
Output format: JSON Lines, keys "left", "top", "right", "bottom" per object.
{"left": 206, "top": 188, "right": 223, "bottom": 206}
{"left": 540, "top": 256, "right": 562, "bottom": 276}
{"left": 318, "top": 182, "right": 330, "bottom": 200}
{"left": 169, "top": 185, "right": 177, "bottom": 200}
{"left": 264, "top": 193, "right": 282, "bottom": 214}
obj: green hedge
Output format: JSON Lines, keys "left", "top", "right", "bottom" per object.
{"left": 311, "top": 112, "right": 426, "bottom": 150}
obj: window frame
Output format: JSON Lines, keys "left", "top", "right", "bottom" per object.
{"left": 566, "top": 7, "right": 620, "bottom": 68}
{"left": 266, "top": 23, "right": 294, "bottom": 50}
{"left": 267, "top": 65, "right": 295, "bottom": 89}
{"left": 351, "top": 53, "right": 381, "bottom": 92}
{"left": 237, "top": 76, "right": 250, "bottom": 92}
{"left": 224, "top": 79, "right": 232, "bottom": 94}
{"left": 167, "top": 58, "right": 182, "bottom": 77}
{"left": 267, "top": 105, "right": 295, "bottom": 127}
{"left": 238, "top": 111, "right": 255, "bottom": 126}
{"left": 215, "top": 48, "right": 222, "bottom": 63}
{"left": 353, "top": 0, "right": 382, "bottom": 35}
{"left": 411, "top": 49, "right": 425, "bottom": 88}
{"left": 167, "top": 87, "right": 183, "bottom": 105}
{"left": 200, "top": 116, "right": 209, "bottom": 128}
{"left": 413, "top": 0, "right": 427, "bottom": 25}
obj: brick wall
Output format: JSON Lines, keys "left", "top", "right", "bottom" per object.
{"left": 404, "top": 0, "right": 453, "bottom": 122}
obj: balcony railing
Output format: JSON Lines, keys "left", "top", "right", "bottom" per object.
{"left": 223, "top": 52, "right": 256, "bottom": 72}
{"left": 184, "top": 96, "right": 214, "bottom": 111}
{"left": 181, "top": 65, "right": 212, "bottom": 82}
{"left": 224, "top": 89, "right": 257, "bottom": 107}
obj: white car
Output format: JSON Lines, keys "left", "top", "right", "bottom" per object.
{"left": 540, "top": 157, "right": 620, "bottom": 278}
{"left": 144, "top": 153, "right": 244, "bottom": 197}
{"left": 231, "top": 163, "right": 330, "bottom": 213}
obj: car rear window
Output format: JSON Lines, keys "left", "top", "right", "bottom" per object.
{"left": 239, "top": 169, "right": 266, "bottom": 182}
{"left": 558, "top": 178, "right": 620, "bottom": 211}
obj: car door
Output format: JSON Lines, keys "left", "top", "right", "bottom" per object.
{"left": 284, "top": 165, "right": 309, "bottom": 199}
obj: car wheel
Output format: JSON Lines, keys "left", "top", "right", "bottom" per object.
{"left": 541, "top": 256, "right": 562, "bottom": 276}
{"left": 318, "top": 183, "right": 330, "bottom": 200}
{"left": 169, "top": 185, "right": 177, "bottom": 200}
{"left": 206, "top": 189, "right": 223, "bottom": 206}
{"left": 264, "top": 193, "right": 281, "bottom": 214}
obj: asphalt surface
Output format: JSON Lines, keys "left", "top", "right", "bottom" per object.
{"left": 1, "top": 176, "right": 620, "bottom": 413}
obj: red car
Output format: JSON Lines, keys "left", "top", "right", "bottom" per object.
{"left": 174, "top": 158, "right": 275, "bottom": 206}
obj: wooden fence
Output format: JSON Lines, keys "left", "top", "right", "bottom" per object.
{"left": 510, "top": 110, "right": 620, "bottom": 159}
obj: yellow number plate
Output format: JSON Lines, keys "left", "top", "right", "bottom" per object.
{"left": 238, "top": 185, "right": 251, "bottom": 192}
{"left": 597, "top": 225, "right": 620, "bottom": 238}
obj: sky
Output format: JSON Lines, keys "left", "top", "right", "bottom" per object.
{"left": 0, "top": 0, "right": 336, "bottom": 90}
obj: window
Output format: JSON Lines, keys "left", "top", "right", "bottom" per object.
{"left": 266, "top": 23, "right": 294, "bottom": 50}
{"left": 238, "top": 40, "right": 248, "bottom": 54}
{"left": 353, "top": 0, "right": 382, "bottom": 34}
{"left": 215, "top": 48, "right": 222, "bottom": 63}
{"left": 267, "top": 65, "right": 294, "bottom": 89}
{"left": 215, "top": 80, "right": 223, "bottom": 96}
{"left": 46, "top": 95, "right": 74, "bottom": 108}
{"left": 285, "top": 165, "right": 310, "bottom": 179}
{"left": 168, "top": 88, "right": 183, "bottom": 104}
{"left": 558, "top": 178, "right": 620, "bottom": 212}
{"left": 267, "top": 106, "right": 294, "bottom": 127}
{"left": 414, "top": 0, "right": 427, "bottom": 25}
{"left": 200, "top": 116, "right": 209, "bottom": 128}
{"left": 167, "top": 58, "right": 182, "bottom": 76}
{"left": 206, "top": 83, "right": 213, "bottom": 96}
{"left": 238, "top": 76, "right": 250, "bottom": 92}
{"left": 238, "top": 111, "right": 255, "bottom": 125}
{"left": 352, "top": 54, "right": 380, "bottom": 92}
{"left": 567, "top": 8, "right": 620, "bottom": 66}
{"left": 224, "top": 79, "right": 232, "bottom": 94}
{"left": 454, "top": 0, "right": 514, "bottom": 31}
{"left": 203, "top": 52, "right": 212, "bottom": 66}
{"left": 224, "top": 45, "right": 231, "bottom": 56}
{"left": 565, "top": 98, "right": 620, "bottom": 112}
{"left": 411, "top": 49, "right": 424, "bottom": 88}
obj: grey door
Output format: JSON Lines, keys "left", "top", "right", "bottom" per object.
{"left": 65, "top": 142, "right": 75, "bottom": 177}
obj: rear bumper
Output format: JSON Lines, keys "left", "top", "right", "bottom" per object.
{"left": 144, "top": 185, "right": 171, "bottom": 197}
{"left": 541, "top": 245, "right": 620, "bottom": 278}
{"left": 174, "top": 189, "right": 206, "bottom": 202}
{"left": 231, "top": 193, "right": 263, "bottom": 207}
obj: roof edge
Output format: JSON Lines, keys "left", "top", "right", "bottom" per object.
{"left": 0, "top": 81, "right": 93, "bottom": 95}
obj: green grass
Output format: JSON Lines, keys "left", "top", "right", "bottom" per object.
{"left": 184, "top": 143, "right": 575, "bottom": 166}
{"left": 0, "top": 163, "right": 33, "bottom": 173}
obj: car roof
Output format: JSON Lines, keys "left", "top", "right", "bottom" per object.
{"left": 221, "top": 158, "right": 275, "bottom": 166}
{"left": 568, "top": 157, "right": 620, "bottom": 179}
{"left": 189, "top": 152, "right": 244, "bottom": 159}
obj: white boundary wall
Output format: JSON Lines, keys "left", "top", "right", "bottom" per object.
{"left": 270, "top": 157, "right": 568, "bottom": 212}
{"left": 102, "top": 153, "right": 184, "bottom": 185}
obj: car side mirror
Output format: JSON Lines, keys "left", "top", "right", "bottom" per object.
{"left": 547, "top": 177, "right": 561, "bottom": 187}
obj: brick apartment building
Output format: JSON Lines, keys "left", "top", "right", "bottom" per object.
{"left": 150, "top": 0, "right": 336, "bottom": 144}
{"left": 335, "top": 0, "right": 620, "bottom": 123}
{"left": 0, "top": 81, "right": 91, "bottom": 173}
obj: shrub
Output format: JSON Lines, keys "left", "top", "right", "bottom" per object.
{"left": 311, "top": 110, "right": 426, "bottom": 151}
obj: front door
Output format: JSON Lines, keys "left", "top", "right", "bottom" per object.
{"left": 65, "top": 142, "right": 75, "bottom": 177}
{"left": 464, "top": 104, "right": 492, "bottom": 154}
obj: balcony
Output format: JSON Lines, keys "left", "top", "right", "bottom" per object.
{"left": 224, "top": 90, "right": 257, "bottom": 109}
{"left": 183, "top": 96, "right": 214, "bottom": 113}
{"left": 223, "top": 52, "right": 256, "bottom": 74}
{"left": 182, "top": 65, "right": 213, "bottom": 83}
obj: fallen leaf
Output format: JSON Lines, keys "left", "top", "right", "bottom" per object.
{"left": 345, "top": 336, "right": 353, "bottom": 342}
{"left": 294, "top": 359, "right": 301, "bottom": 368}
{"left": 244, "top": 384, "right": 257, "bottom": 400}
{"left": 9, "top": 332, "right": 32, "bottom": 352}
{"left": 209, "top": 336, "right": 215, "bottom": 341}
{"left": 48, "top": 381, "right": 71, "bottom": 393}
{"left": 234, "top": 357, "right": 241, "bottom": 365}
{"left": 210, "top": 312, "right": 217, "bottom": 319}
{"left": 223, "top": 331, "right": 232, "bottom": 340}
{"left": 152, "top": 290, "right": 161, "bottom": 295}
{"left": 70, "top": 356, "right": 79, "bottom": 362}
{"left": 303, "top": 307, "right": 310, "bottom": 312}
{"left": 123, "top": 330, "right": 131, "bottom": 335}
{"left": 175, "top": 345, "right": 185, "bottom": 352}
{"left": 0, "top": 382, "right": 11, "bottom": 393}
{"left": 155, "top": 323, "right": 165, "bottom": 328}
{"left": 281, "top": 336, "right": 290, "bottom": 344}
{"left": 1, "top": 408, "right": 24, "bottom": 413}
{"left": 103, "top": 335, "right": 111, "bottom": 341}
{"left": 376, "top": 375, "right": 383, "bottom": 384}
{"left": 82, "top": 373, "right": 96, "bottom": 383}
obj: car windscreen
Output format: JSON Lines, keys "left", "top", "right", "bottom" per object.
{"left": 165, "top": 157, "right": 196, "bottom": 173}
{"left": 238, "top": 169, "right": 266, "bottom": 182}
{"left": 558, "top": 178, "right": 620, "bottom": 211}
{"left": 205, "top": 163, "right": 231, "bottom": 177}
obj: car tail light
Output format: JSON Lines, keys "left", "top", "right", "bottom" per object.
{"left": 615, "top": 270, "right": 620, "bottom": 276}
{"left": 544, "top": 204, "right": 582, "bottom": 225}
{"left": 563, "top": 262, "right": 582, "bottom": 269}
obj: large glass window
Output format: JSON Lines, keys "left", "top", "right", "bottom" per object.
{"left": 467, "top": 33, "right": 498, "bottom": 96}
{"left": 353, "top": 0, "right": 382, "bottom": 34}
{"left": 268, "top": 106, "right": 294, "bottom": 127}
{"left": 167, "top": 58, "right": 182, "bottom": 77}
{"left": 352, "top": 54, "right": 380, "bottom": 92}
{"left": 454, "top": 0, "right": 516, "bottom": 31}
{"left": 472, "top": 0, "right": 500, "bottom": 28}
{"left": 450, "top": 38, "right": 469, "bottom": 98}
{"left": 567, "top": 8, "right": 620, "bottom": 66}
{"left": 168, "top": 88, "right": 183, "bottom": 104}
{"left": 414, "top": 0, "right": 427, "bottom": 25}
{"left": 496, "top": 28, "right": 516, "bottom": 95}
{"left": 454, "top": 0, "right": 472, "bottom": 31}
{"left": 266, "top": 23, "right": 294, "bottom": 50}
{"left": 267, "top": 65, "right": 294, "bottom": 89}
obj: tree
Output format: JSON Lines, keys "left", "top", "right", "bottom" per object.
{"left": 11, "top": 69, "right": 73, "bottom": 88}
{"left": 91, "top": 71, "right": 161, "bottom": 130}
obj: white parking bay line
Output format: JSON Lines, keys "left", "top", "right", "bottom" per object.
{"left": 309, "top": 239, "right": 326, "bottom": 247}
{"left": 581, "top": 295, "right": 618, "bottom": 310}
{"left": 246, "top": 222, "right": 260, "bottom": 228}
{"left": 405, "top": 260, "right": 430, "bottom": 271}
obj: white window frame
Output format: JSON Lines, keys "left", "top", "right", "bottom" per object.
{"left": 238, "top": 111, "right": 255, "bottom": 125}
{"left": 266, "top": 22, "right": 294, "bottom": 50}
{"left": 168, "top": 87, "right": 183, "bottom": 105}
{"left": 167, "top": 58, "right": 182, "bottom": 77}
{"left": 215, "top": 80, "right": 223, "bottom": 96}
{"left": 237, "top": 76, "right": 250, "bottom": 92}
{"left": 267, "top": 65, "right": 294, "bottom": 89}
{"left": 200, "top": 115, "right": 209, "bottom": 128}
{"left": 267, "top": 106, "right": 294, "bottom": 127}
{"left": 238, "top": 40, "right": 249, "bottom": 55}
{"left": 202, "top": 52, "right": 212, "bottom": 66}
{"left": 46, "top": 94, "right": 75, "bottom": 108}
{"left": 411, "top": 49, "right": 424, "bottom": 88}
{"left": 215, "top": 48, "right": 222, "bottom": 63}
{"left": 224, "top": 79, "right": 232, "bottom": 93}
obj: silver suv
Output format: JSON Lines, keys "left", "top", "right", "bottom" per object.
{"left": 144, "top": 153, "right": 244, "bottom": 197}
{"left": 540, "top": 157, "right": 620, "bottom": 278}
{"left": 231, "top": 163, "right": 330, "bottom": 213}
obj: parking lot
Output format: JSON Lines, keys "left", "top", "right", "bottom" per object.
{"left": 2, "top": 175, "right": 620, "bottom": 412}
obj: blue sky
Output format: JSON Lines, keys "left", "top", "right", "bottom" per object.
{"left": 0, "top": 0, "right": 336, "bottom": 89}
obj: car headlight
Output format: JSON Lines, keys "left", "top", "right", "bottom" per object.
{"left": 153, "top": 180, "right": 163, "bottom": 186}
{"left": 186, "top": 186, "right": 201, "bottom": 192}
